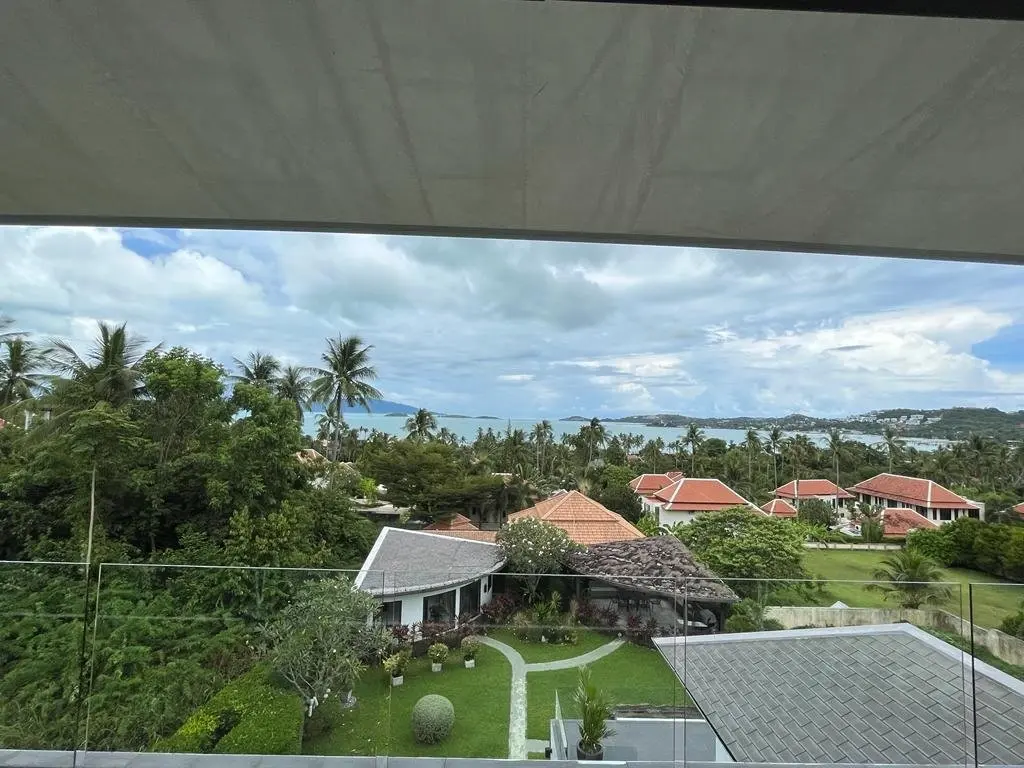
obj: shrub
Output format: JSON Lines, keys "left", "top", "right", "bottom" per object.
{"left": 723, "top": 599, "right": 784, "bottom": 634}
{"left": 383, "top": 650, "right": 411, "bottom": 678}
{"left": 461, "top": 636, "right": 479, "bottom": 661}
{"left": 598, "top": 606, "right": 619, "bottom": 628}
{"left": 1001, "top": 611, "right": 1024, "bottom": 640}
{"left": 411, "top": 694, "right": 455, "bottom": 744}
{"left": 481, "top": 593, "right": 521, "bottom": 624}
{"left": 153, "top": 665, "right": 304, "bottom": 755}
{"left": 427, "top": 642, "right": 449, "bottom": 664}
{"left": 389, "top": 624, "right": 412, "bottom": 647}
{"left": 906, "top": 528, "right": 955, "bottom": 567}
{"left": 510, "top": 611, "right": 542, "bottom": 643}
{"left": 303, "top": 696, "right": 343, "bottom": 741}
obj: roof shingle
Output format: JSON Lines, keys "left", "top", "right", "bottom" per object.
{"left": 508, "top": 490, "right": 644, "bottom": 545}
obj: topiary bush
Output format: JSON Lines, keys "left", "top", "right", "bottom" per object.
{"left": 411, "top": 694, "right": 455, "bottom": 744}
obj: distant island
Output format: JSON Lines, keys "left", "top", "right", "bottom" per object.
{"left": 309, "top": 398, "right": 419, "bottom": 415}
{"left": 562, "top": 407, "right": 1024, "bottom": 441}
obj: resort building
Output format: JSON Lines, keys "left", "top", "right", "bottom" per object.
{"left": 508, "top": 490, "right": 644, "bottom": 546}
{"left": 881, "top": 507, "right": 939, "bottom": 538}
{"left": 643, "top": 477, "right": 760, "bottom": 527}
{"left": 761, "top": 498, "right": 798, "bottom": 518}
{"left": 773, "top": 479, "right": 855, "bottom": 513}
{"left": 849, "top": 472, "right": 983, "bottom": 523}
{"left": 628, "top": 471, "right": 684, "bottom": 496}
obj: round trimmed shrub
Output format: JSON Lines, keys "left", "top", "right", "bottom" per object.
{"left": 411, "top": 694, "right": 455, "bottom": 744}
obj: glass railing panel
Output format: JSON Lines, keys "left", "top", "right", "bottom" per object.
{"left": 0, "top": 560, "right": 89, "bottom": 751}
{"left": 84, "top": 563, "right": 387, "bottom": 757}
{"left": 966, "top": 581, "right": 1024, "bottom": 767}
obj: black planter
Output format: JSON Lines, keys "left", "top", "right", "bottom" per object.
{"left": 576, "top": 741, "right": 604, "bottom": 760}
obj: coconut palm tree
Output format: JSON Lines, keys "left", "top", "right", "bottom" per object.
{"left": 767, "top": 426, "right": 783, "bottom": 488}
{"left": 275, "top": 364, "right": 312, "bottom": 423}
{"left": 310, "top": 335, "right": 382, "bottom": 460}
{"left": 47, "top": 321, "right": 161, "bottom": 408}
{"left": 0, "top": 315, "right": 23, "bottom": 344}
{"left": 532, "top": 420, "right": 554, "bottom": 475}
{"left": 743, "top": 428, "right": 762, "bottom": 488}
{"left": 583, "top": 417, "right": 608, "bottom": 466}
{"left": 880, "top": 426, "right": 903, "bottom": 473}
{"left": 232, "top": 351, "right": 281, "bottom": 389}
{"left": 827, "top": 427, "right": 844, "bottom": 511}
{"left": 0, "top": 338, "right": 48, "bottom": 409}
{"left": 404, "top": 408, "right": 437, "bottom": 442}
{"left": 683, "top": 424, "right": 705, "bottom": 475}
{"left": 868, "top": 550, "right": 953, "bottom": 609}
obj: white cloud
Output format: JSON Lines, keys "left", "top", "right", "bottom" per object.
{"left": 498, "top": 374, "right": 534, "bottom": 382}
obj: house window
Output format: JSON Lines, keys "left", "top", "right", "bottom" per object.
{"left": 939, "top": 509, "right": 951, "bottom": 521}
{"left": 423, "top": 590, "right": 456, "bottom": 624}
{"left": 381, "top": 600, "right": 402, "bottom": 626}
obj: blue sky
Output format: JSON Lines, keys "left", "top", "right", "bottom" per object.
{"left": 2, "top": 224, "right": 1024, "bottom": 418}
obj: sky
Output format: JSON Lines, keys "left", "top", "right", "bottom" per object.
{"left": 2, "top": 224, "right": 1024, "bottom": 419}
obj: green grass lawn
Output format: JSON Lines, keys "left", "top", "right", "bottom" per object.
{"left": 304, "top": 645, "right": 510, "bottom": 758}
{"left": 525, "top": 643, "right": 688, "bottom": 740}
{"left": 487, "top": 627, "right": 613, "bottom": 663}
{"left": 803, "top": 550, "right": 1024, "bottom": 628}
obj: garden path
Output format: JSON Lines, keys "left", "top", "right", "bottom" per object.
{"left": 477, "top": 635, "right": 624, "bottom": 759}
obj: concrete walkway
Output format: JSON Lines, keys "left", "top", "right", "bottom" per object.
{"left": 478, "top": 635, "right": 624, "bottom": 760}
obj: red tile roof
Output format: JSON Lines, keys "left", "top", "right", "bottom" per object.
{"left": 775, "top": 479, "right": 854, "bottom": 500}
{"left": 628, "top": 473, "right": 676, "bottom": 494}
{"left": 882, "top": 507, "right": 939, "bottom": 538}
{"left": 425, "top": 529, "right": 498, "bottom": 543}
{"left": 424, "top": 513, "right": 479, "bottom": 532}
{"left": 508, "top": 490, "right": 644, "bottom": 545}
{"left": 650, "top": 478, "right": 757, "bottom": 513}
{"left": 1013, "top": 502, "right": 1024, "bottom": 519}
{"left": 761, "top": 498, "right": 798, "bottom": 518}
{"left": 850, "top": 473, "right": 978, "bottom": 510}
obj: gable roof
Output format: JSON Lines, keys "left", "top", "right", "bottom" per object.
{"left": 569, "top": 536, "right": 738, "bottom": 604}
{"left": 650, "top": 477, "right": 757, "bottom": 512}
{"left": 850, "top": 472, "right": 978, "bottom": 509}
{"left": 761, "top": 498, "right": 798, "bottom": 518}
{"left": 424, "top": 513, "right": 479, "bottom": 532}
{"left": 508, "top": 490, "right": 644, "bottom": 545}
{"left": 882, "top": 507, "right": 939, "bottom": 537}
{"left": 774, "top": 479, "right": 854, "bottom": 500}
{"left": 655, "top": 624, "right": 1024, "bottom": 766}
{"left": 628, "top": 473, "right": 675, "bottom": 494}
{"left": 423, "top": 529, "right": 498, "bottom": 543}
{"left": 1014, "top": 502, "right": 1024, "bottom": 518}
{"left": 355, "top": 527, "right": 504, "bottom": 596}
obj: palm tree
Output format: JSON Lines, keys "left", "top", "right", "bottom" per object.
{"left": 880, "top": 426, "right": 903, "bottom": 473}
{"left": 0, "top": 315, "right": 23, "bottom": 344}
{"left": 827, "top": 427, "right": 844, "bottom": 511}
{"left": 868, "top": 550, "right": 953, "bottom": 609}
{"left": 767, "top": 426, "right": 783, "bottom": 487}
{"left": 532, "top": 420, "right": 554, "bottom": 475}
{"left": 584, "top": 417, "right": 608, "bottom": 466}
{"left": 683, "top": 424, "right": 705, "bottom": 475}
{"left": 784, "top": 434, "right": 814, "bottom": 507}
{"left": 404, "top": 408, "right": 437, "bottom": 442}
{"left": 744, "top": 429, "right": 762, "bottom": 488}
{"left": 232, "top": 351, "right": 280, "bottom": 389}
{"left": 0, "top": 338, "right": 48, "bottom": 409}
{"left": 275, "top": 365, "right": 312, "bottom": 422}
{"left": 48, "top": 321, "right": 161, "bottom": 408}
{"left": 310, "top": 335, "right": 383, "bottom": 460}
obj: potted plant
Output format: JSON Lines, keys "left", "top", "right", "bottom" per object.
{"left": 428, "top": 642, "right": 448, "bottom": 672}
{"left": 461, "top": 636, "right": 479, "bottom": 668}
{"left": 573, "top": 666, "right": 615, "bottom": 760}
{"left": 383, "top": 650, "right": 410, "bottom": 687}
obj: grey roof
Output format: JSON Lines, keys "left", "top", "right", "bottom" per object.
{"left": 655, "top": 624, "right": 1024, "bottom": 765}
{"left": 569, "top": 536, "right": 739, "bottom": 604}
{"left": 355, "top": 527, "right": 504, "bottom": 596}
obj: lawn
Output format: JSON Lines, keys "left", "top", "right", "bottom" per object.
{"left": 803, "top": 550, "right": 1024, "bottom": 629}
{"left": 304, "top": 645, "right": 510, "bottom": 758}
{"left": 525, "top": 643, "right": 688, "bottom": 740}
{"left": 487, "top": 627, "right": 613, "bottom": 663}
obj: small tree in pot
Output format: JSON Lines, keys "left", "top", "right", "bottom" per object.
{"left": 573, "top": 666, "right": 615, "bottom": 760}
{"left": 384, "top": 650, "right": 411, "bottom": 686}
{"left": 461, "top": 637, "right": 479, "bottom": 668}
{"left": 428, "top": 642, "right": 449, "bottom": 672}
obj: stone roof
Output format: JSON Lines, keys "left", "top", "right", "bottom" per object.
{"left": 355, "top": 527, "right": 504, "bottom": 596}
{"left": 509, "top": 490, "right": 644, "bottom": 545}
{"left": 655, "top": 624, "right": 1024, "bottom": 765}
{"left": 569, "top": 535, "right": 738, "bottom": 604}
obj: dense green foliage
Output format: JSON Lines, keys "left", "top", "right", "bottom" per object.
{"left": 411, "top": 694, "right": 455, "bottom": 744}
{"left": 906, "top": 517, "right": 1024, "bottom": 581}
{"left": 867, "top": 550, "right": 953, "bottom": 609}
{"left": 796, "top": 498, "right": 837, "bottom": 528}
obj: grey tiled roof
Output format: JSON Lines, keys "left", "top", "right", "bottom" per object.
{"left": 356, "top": 527, "right": 504, "bottom": 595}
{"left": 655, "top": 624, "right": 1024, "bottom": 765}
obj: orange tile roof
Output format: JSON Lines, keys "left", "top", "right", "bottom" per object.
{"left": 762, "top": 498, "right": 798, "bottom": 518}
{"left": 850, "top": 473, "right": 978, "bottom": 510}
{"left": 425, "top": 529, "right": 498, "bottom": 543}
{"left": 775, "top": 479, "right": 854, "bottom": 500}
{"left": 1013, "top": 502, "right": 1024, "bottom": 518}
{"left": 424, "top": 513, "right": 480, "bottom": 532}
{"left": 650, "top": 477, "right": 757, "bottom": 513}
{"left": 882, "top": 507, "right": 939, "bottom": 538}
{"left": 628, "top": 473, "right": 675, "bottom": 494}
{"left": 508, "top": 490, "right": 644, "bottom": 545}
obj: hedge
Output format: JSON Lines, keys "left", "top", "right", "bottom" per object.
{"left": 153, "top": 664, "right": 304, "bottom": 755}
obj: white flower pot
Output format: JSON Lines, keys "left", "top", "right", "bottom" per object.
{"left": 391, "top": 675, "right": 404, "bottom": 687}
{"left": 431, "top": 662, "right": 442, "bottom": 672}
{"left": 464, "top": 659, "right": 475, "bottom": 669}
{"left": 541, "top": 635, "right": 548, "bottom": 643}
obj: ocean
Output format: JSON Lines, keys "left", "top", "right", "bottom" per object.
{"left": 301, "top": 413, "right": 947, "bottom": 451}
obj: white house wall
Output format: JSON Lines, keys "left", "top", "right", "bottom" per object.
{"left": 387, "top": 575, "right": 493, "bottom": 627}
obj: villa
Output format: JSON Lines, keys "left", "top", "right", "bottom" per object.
{"left": 849, "top": 472, "right": 983, "bottom": 523}
{"left": 507, "top": 490, "right": 644, "bottom": 546}
{"left": 881, "top": 507, "right": 939, "bottom": 538}
{"left": 773, "top": 479, "right": 855, "bottom": 512}
{"left": 628, "top": 471, "right": 684, "bottom": 497}
{"left": 642, "top": 477, "right": 760, "bottom": 527}
{"left": 761, "top": 498, "right": 798, "bottom": 518}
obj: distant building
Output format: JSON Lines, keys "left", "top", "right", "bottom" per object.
{"left": 761, "top": 498, "right": 798, "bottom": 518}
{"left": 1013, "top": 502, "right": 1024, "bottom": 520}
{"left": 643, "top": 477, "right": 760, "bottom": 527}
{"left": 508, "top": 490, "right": 644, "bottom": 546}
{"left": 774, "top": 479, "right": 855, "bottom": 513}
{"left": 423, "top": 513, "right": 497, "bottom": 543}
{"left": 628, "top": 471, "right": 684, "bottom": 508}
{"left": 849, "top": 472, "right": 982, "bottom": 523}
